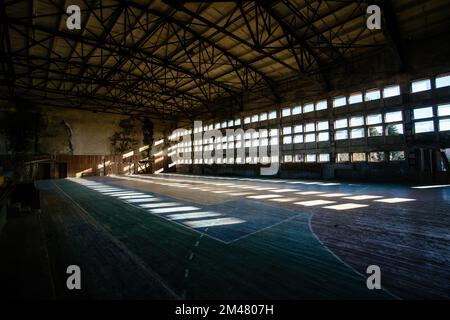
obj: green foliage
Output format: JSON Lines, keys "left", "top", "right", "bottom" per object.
{"left": 141, "top": 117, "right": 154, "bottom": 146}
{"left": 368, "top": 127, "right": 382, "bottom": 136}
{"left": 110, "top": 118, "right": 139, "bottom": 154}
{"left": 141, "top": 117, "right": 154, "bottom": 173}
{"left": 387, "top": 124, "right": 399, "bottom": 135}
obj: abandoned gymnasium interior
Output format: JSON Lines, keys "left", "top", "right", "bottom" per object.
{"left": 0, "top": 0, "right": 449, "bottom": 305}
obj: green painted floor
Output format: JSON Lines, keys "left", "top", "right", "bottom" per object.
{"left": 46, "top": 179, "right": 392, "bottom": 299}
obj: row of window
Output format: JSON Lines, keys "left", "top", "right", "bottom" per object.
{"left": 282, "top": 72, "right": 450, "bottom": 115}
{"left": 177, "top": 156, "right": 279, "bottom": 165}
{"left": 410, "top": 73, "right": 450, "bottom": 93}
{"left": 174, "top": 151, "right": 406, "bottom": 165}
{"left": 283, "top": 151, "right": 405, "bottom": 163}
{"left": 412, "top": 104, "right": 450, "bottom": 133}
{"left": 174, "top": 105, "right": 450, "bottom": 151}
{"left": 280, "top": 110, "right": 404, "bottom": 144}
{"left": 177, "top": 106, "right": 449, "bottom": 151}
{"left": 177, "top": 73, "right": 450, "bottom": 135}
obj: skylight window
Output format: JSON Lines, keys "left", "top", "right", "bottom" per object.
{"left": 413, "top": 107, "right": 433, "bottom": 119}
{"left": 414, "top": 120, "right": 434, "bottom": 133}
{"left": 333, "top": 96, "right": 346, "bottom": 108}
{"left": 294, "top": 125, "right": 303, "bottom": 133}
{"left": 315, "top": 100, "right": 327, "bottom": 110}
{"left": 317, "top": 121, "right": 329, "bottom": 131}
{"left": 306, "top": 154, "right": 316, "bottom": 162}
{"left": 385, "top": 111, "right": 402, "bottom": 123}
{"left": 439, "top": 119, "right": 450, "bottom": 131}
{"left": 292, "top": 106, "right": 302, "bottom": 115}
{"left": 305, "top": 123, "right": 315, "bottom": 132}
{"left": 293, "top": 134, "right": 303, "bottom": 143}
{"left": 350, "top": 116, "right": 364, "bottom": 127}
{"left": 438, "top": 104, "right": 450, "bottom": 117}
{"left": 335, "top": 129, "right": 348, "bottom": 140}
{"left": 436, "top": 73, "right": 450, "bottom": 88}
{"left": 348, "top": 92, "right": 363, "bottom": 104}
{"left": 367, "top": 114, "right": 382, "bottom": 125}
{"left": 317, "top": 132, "right": 329, "bottom": 142}
{"left": 282, "top": 108, "right": 291, "bottom": 117}
{"left": 283, "top": 126, "right": 292, "bottom": 135}
{"left": 319, "top": 154, "right": 330, "bottom": 162}
{"left": 411, "top": 79, "right": 431, "bottom": 93}
{"left": 268, "top": 111, "right": 277, "bottom": 119}
{"left": 334, "top": 118, "right": 348, "bottom": 129}
{"left": 365, "top": 89, "right": 381, "bottom": 101}
{"left": 283, "top": 136, "right": 292, "bottom": 144}
{"left": 305, "top": 133, "right": 315, "bottom": 143}
{"left": 383, "top": 85, "right": 401, "bottom": 98}
{"left": 260, "top": 113, "right": 267, "bottom": 121}
{"left": 303, "top": 103, "right": 314, "bottom": 113}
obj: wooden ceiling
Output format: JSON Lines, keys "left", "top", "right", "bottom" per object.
{"left": 1, "top": 0, "right": 449, "bottom": 120}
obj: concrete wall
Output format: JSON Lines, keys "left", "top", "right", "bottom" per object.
{"left": 38, "top": 107, "right": 143, "bottom": 156}
{"left": 0, "top": 105, "right": 170, "bottom": 157}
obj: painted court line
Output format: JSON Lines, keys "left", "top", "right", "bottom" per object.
{"left": 71, "top": 178, "right": 232, "bottom": 245}
{"left": 51, "top": 181, "right": 181, "bottom": 299}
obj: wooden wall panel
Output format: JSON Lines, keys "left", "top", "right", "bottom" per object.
{"left": 55, "top": 155, "right": 141, "bottom": 177}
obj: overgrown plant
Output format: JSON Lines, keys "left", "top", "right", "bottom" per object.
{"left": 141, "top": 117, "right": 154, "bottom": 173}
{"left": 110, "top": 118, "right": 139, "bottom": 154}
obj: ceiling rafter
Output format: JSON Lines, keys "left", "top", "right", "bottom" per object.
{"left": 1, "top": 0, "right": 441, "bottom": 119}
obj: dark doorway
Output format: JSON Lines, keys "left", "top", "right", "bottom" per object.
{"left": 37, "top": 163, "right": 51, "bottom": 180}
{"left": 57, "top": 163, "right": 67, "bottom": 179}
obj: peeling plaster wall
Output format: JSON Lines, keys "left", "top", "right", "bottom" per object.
{"left": 0, "top": 104, "right": 169, "bottom": 157}
{"left": 38, "top": 107, "right": 144, "bottom": 156}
